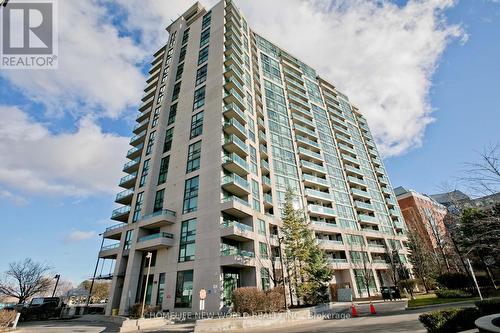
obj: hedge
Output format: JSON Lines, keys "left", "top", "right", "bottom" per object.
{"left": 419, "top": 308, "right": 481, "bottom": 333}
{"left": 476, "top": 297, "right": 500, "bottom": 315}
{"left": 232, "top": 287, "right": 285, "bottom": 314}
{"left": 435, "top": 289, "right": 472, "bottom": 299}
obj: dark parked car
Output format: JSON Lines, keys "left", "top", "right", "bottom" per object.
{"left": 19, "top": 297, "right": 63, "bottom": 321}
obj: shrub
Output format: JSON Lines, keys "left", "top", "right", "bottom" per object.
{"left": 0, "top": 310, "right": 17, "bottom": 328}
{"left": 435, "top": 289, "right": 472, "bottom": 299}
{"left": 436, "top": 273, "right": 471, "bottom": 290}
{"left": 128, "top": 303, "right": 159, "bottom": 318}
{"left": 476, "top": 298, "right": 500, "bottom": 315}
{"left": 419, "top": 307, "right": 481, "bottom": 333}
{"left": 232, "top": 287, "right": 285, "bottom": 314}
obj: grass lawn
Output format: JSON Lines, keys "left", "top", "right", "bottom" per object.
{"left": 407, "top": 293, "right": 479, "bottom": 308}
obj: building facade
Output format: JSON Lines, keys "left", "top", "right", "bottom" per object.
{"left": 99, "top": 0, "right": 409, "bottom": 315}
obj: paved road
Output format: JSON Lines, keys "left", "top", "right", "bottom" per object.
{"left": 15, "top": 300, "right": 476, "bottom": 333}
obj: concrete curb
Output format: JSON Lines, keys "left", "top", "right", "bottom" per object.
{"left": 405, "top": 299, "right": 477, "bottom": 311}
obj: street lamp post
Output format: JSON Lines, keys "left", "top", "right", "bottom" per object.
{"left": 52, "top": 274, "right": 61, "bottom": 297}
{"left": 141, "top": 252, "right": 153, "bottom": 318}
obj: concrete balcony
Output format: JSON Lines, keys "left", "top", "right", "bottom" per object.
{"left": 103, "top": 223, "right": 125, "bottom": 240}
{"left": 223, "top": 118, "right": 247, "bottom": 141}
{"left": 368, "top": 243, "right": 386, "bottom": 253}
{"left": 99, "top": 243, "right": 120, "bottom": 259}
{"left": 303, "top": 174, "right": 329, "bottom": 189}
{"left": 223, "top": 102, "right": 247, "bottom": 124}
{"left": 138, "top": 209, "right": 176, "bottom": 229}
{"left": 136, "top": 107, "right": 152, "bottom": 123}
{"left": 119, "top": 172, "right": 137, "bottom": 189}
{"left": 220, "top": 220, "right": 254, "bottom": 241}
{"left": 224, "top": 76, "right": 244, "bottom": 97}
{"left": 264, "top": 193, "right": 273, "bottom": 209}
{"left": 345, "top": 164, "right": 363, "bottom": 177}
{"left": 223, "top": 64, "right": 244, "bottom": 86}
{"left": 123, "top": 158, "right": 140, "bottom": 174}
{"left": 115, "top": 189, "right": 134, "bottom": 205}
{"left": 111, "top": 206, "right": 131, "bottom": 222}
{"left": 136, "top": 232, "right": 174, "bottom": 251}
{"left": 308, "top": 204, "right": 336, "bottom": 218}
{"left": 222, "top": 174, "right": 250, "bottom": 196}
{"left": 221, "top": 196, "right": 253, "bottom": 218}
{"left": 260, "top": 159, "right": 270, "bottom": 175}
{"left": 259, "top": 144, "right": 268, "bottom": 158}
{"left": 298, "top": 147, "right": 322, "bottom": 162}
{"left": 296, "top": 135, "right": 320, "bottom": 151}
{"left": 311, "top": 221, "right": 339, "bottom": 232}
{"left": 355, "top": 200, "right": 375, "bottom": 212}
{"left": 133, "top": 119, "right": 149, "bottom": 134}
{"left": 301, "top": 160, "right": 326, "bottom": 175}
{"left": 294, "top": 124, "right": 317, "bottom": 139}
{"left": 139, "top": 95, "right": 154, "bottom": 112}
{"left": 318, "top": 239, "right": 344, "bottom": 250}
{"left": 338, "top": 143, "right": 356, "bottom": 155}
{"left": 262, "top": 176, "right": 272, "bottom": 191}
{"left": 351, "top": 188, "right": 371, "bottom": 200}
{"left": 292, "top": 113, "right": 315, "bottom": 129}
{"left": 222, "top": 153, "right": 249, "bottom": 176}
{"left": 305, "top": 189, "right": 333, "bottom": 203}
{"left": 224, "top": 89, "right": 245, "bottom": 111}
{"left": 342, "top": 154, "right": 360, "bottom": 166}
{"left": 333, "top": 124, "right": 350, "bottom": 137}
{"left": 130, "top": 131, "right": 146, "bottom": 146}
{"left": 358, "top": 214, "right": 378, "bottom": 225}
{"left": 347, "top": 176, "right": 366, "bottom": 187}
{"left": 326, "top": 258, "right": 350, "bottom": 269}
{"left": 126, "top": 143, "right": 144, "bottom": 160}
{"left": 220, "top": 249, "right": 255, "bottom": 267}
{"left": 223, "top": 135, "right": 248, "bottom": 157}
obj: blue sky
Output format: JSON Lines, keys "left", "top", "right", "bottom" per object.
{"left": 0, "top": 0, "right": 499, "bottom": 284}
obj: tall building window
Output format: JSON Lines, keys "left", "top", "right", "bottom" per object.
{"left": 161, "top": 67, "right": 169, "bottom": 83}
{"left": 157, "top": 156, "right": 170, "bottom": 185}
{"left": 258, "top": 219, "right": 266, "bottom": 235}
{"left": 186, "top": 141, "right": 202, "bottom": 173}
{"left": 190, "top": 112, "right": 204, "bottom": 138}
{"left": 153, "top": 189, "right": 164, "bottom": 212}
{"left": 259, "top": 242, "right": 268, "bottom": 259}
{"left": 175, "top": 270, "right": 193, "bottom": 308}
{"left": 252, "top": 180, "right": 260, "bottom": 212}
{"left": 195, "top": 64, "right": 207, "bottom": 86}
{"left": 198, "top": 46, "right": 209, "bottom": 65}
{"left": 139, "top": 159, "right": 150, "bottom": 187}
{"left": 156, "top": 273, "right": 166, "bottom": 306}
{"left": 261, "top": 268, "right": 270, "bottom": 291}
{"left": 179, "top": 218, "right": 196, "bottom": 262}
{"left": 181, "top": 28, "right": 190, "bottom": 45}
{"left": 171, "top": 82, "right": 181, "bottom": 101}
{"left": 165, "top": 49, "right": 173, "bottom": 66}
{"left": 124, "top": 230, "right": 133, "bottom": 250}
{"left": 168, "top": 103, "right": 177, "bottom": 125}
{"left": 178, "top": 44, "right": 187, "bottom": 63}
{"left": 199, "top": 29, "right": 210, "bottom": 48}
{"left": 175, "top": 63, "right": 184, "bottom": 81}
{"left": 152, "top": 106, "right": 161, "bottom": 128}
{"left": 163, "top": 128, "right": 174, "bottom": 153}
{"left": 183, "top": 176, "right": 199, "bottom": 213}
{"left": 145, "top": 131, "right": 155, "bottom": 156}
{"left": 132, "top": 192, "right": 144, "bottom": 222}
{"left": 193, "top": 86, "right": 205, "bottom": 110}
{"left": 201, "top": 11, "right": 211, "bottom": 30}
{"left": 168, "top": 31, "right": 176, "bottom": 48}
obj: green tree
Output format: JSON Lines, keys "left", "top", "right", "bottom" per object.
{"left": 406, "top": 229, "right": 439, "bottom": 293}
{"left": 79, "top": 280, "right": 111, "bottom": 303}
{"left": 281, "top": 188, "right": 333, "bottom": 305}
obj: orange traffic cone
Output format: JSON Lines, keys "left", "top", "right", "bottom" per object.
{"left": 351, "top": 303, "right": 358, "bottom": 317}
{"left": 369, "top": 303, "right": 376, "bottom": 315}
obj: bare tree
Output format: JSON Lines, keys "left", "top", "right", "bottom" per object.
{"left": 406, "top": 230, "right": 439, "bottom": 293}
{"left": 463, "top": 143, "right": 500, "bottom": 196}
{"left": 349, "top": 239, "right": 375, "bottom": 300}
{"left": 0, "top": 258, "right": 53, "bottom": 304}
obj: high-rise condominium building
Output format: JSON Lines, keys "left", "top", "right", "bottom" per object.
{"left": 98, "top": 0, "right": 409, "bottom": 315}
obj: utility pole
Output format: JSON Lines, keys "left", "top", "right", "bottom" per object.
{"left": 52, "top": 274, "right": 61, "bottom": 297}
{"left": 141, "top": 252, "right": 153, "bottom": 318}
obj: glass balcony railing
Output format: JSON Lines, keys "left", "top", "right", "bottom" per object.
{"left": 111, "top": 205, "right": 131, "bottom": 218}
{"left": 303, "top": 174, "right": 329, "bottom": 187}
{"left": 318, "top": 239, "right": 343, "bottom": 246}
{"left": 327, "top": 258, "right": 348, "bottom": 264}
{"left": 305, "top": 189, "right": 333, "bottom": 201}
{"left": 298, "top": 147, "right": 322, "bottom": 160}
{"left": 223, "top": 153, "right": 249, "bottom": 171}
{"left": 351, "top": 188, "right": 371, "bottom": 198}
{"left": 133, "top": 119, "right": 149, "bottom": 132}
{"left": 355, "top": 201, "right": 374, "bottom": 211}
{"left": 223, "top": 134, "right": 247, "bottom": 153}
{"left": 338, "top": 143, "right": 356, "bottom": 155}
{"left": 312, "top": 221, "right": 338, "bottom": 228}
{"left": 224, "top": 89, "right": 244, "bottom": 108}
{"left": 223, "top": 102, "right": 246, "bottom": 122}
{"left": 264, "top": 193, "right": 273, "bottom": 204}
{"left": 301, "top": 160, "right": 325, "bottom": 173}
{"left": 115, "top": 189, "right": 134, "bottom": 201}
{"left": 138, "top": 232, "right": 174, "bottom": 243}
{"left": 221, "top": 219, "right": 253, "bottom": 232}
{"left": 225, "top": 76, "right": 244, "bottom": 94}
{"left": 222, "top": 195, "right": 250, "bottom": 207}
{"left": 105, "top": 223, "right": 124, "bottom": 233}
{"left": 345, "top": 164, "right": 363, "bottom": 175}
{"left": 127, "top": 143, "right": 144, "bottom": 157}
{"left": 141, "top": 209, "right": 176, "bottom": 221}
{"left": 358, "top": 214, "right": 378, "bottom": 223}
{"left": 260, "top": 159, "right": 270, "bottom": 171}
{"left": 342, "top": 154, "right": 359, "bottom": 165}
{"left": 123, "top": 158, "right": 140, "bottom": 171}
{"left": 224, "top": 118, "right": 247, "bottom": 136}
{"left": 369, "top": 243, "right": 385, "bottom": 249}
{"left": 293, "top": 114, "right": 315, "bottom": 128}
{"left": 222, "top": 174, "right": 250, "bottom": 190}
{"left": 308, "top": 204, "right": 336, "bottom": 216}
{"left": 348, "top": 176, "right": 366, "bottom": 186}
{"left": 119, "top": 172, "right": 137, "bottom": 186}
{"left": 130, "top": 131, "right": 146, "bottom": 144}
{"left": 262, "top": 176, "right": 271, "bottom": 187}
{"left": 221, "top": 248, "right": 255, "bottom": 257}
{"left": 101, "top": 243, "right": 120, "bottom": 251}
{"left": 296, "top": 135, "right": 320, "bottom": 149}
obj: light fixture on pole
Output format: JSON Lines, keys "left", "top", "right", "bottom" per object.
{"left": 141, "top": 252, "right": 153, "bottom": 318}
{"left": 52, "top": 274, "right": 61, "bottom": 297}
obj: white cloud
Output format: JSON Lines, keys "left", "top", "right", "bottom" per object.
{"left": 0, "top": 189, "right": 28, "bottom": 206}
{"left": 0, "top": 1, "right": 146, "bottom": 118}
{"left": 235, "top": 0, "right": 464, "bottom": 156}
{"left": 65, "top": 230, "right": 97, "bottom": 242}
{"left": 0, "top": 106, "right": 129, "bottom": 196}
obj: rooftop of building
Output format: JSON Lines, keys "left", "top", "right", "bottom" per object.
{"left": 394, "top": 186, "right": 447, "bottom": 209}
